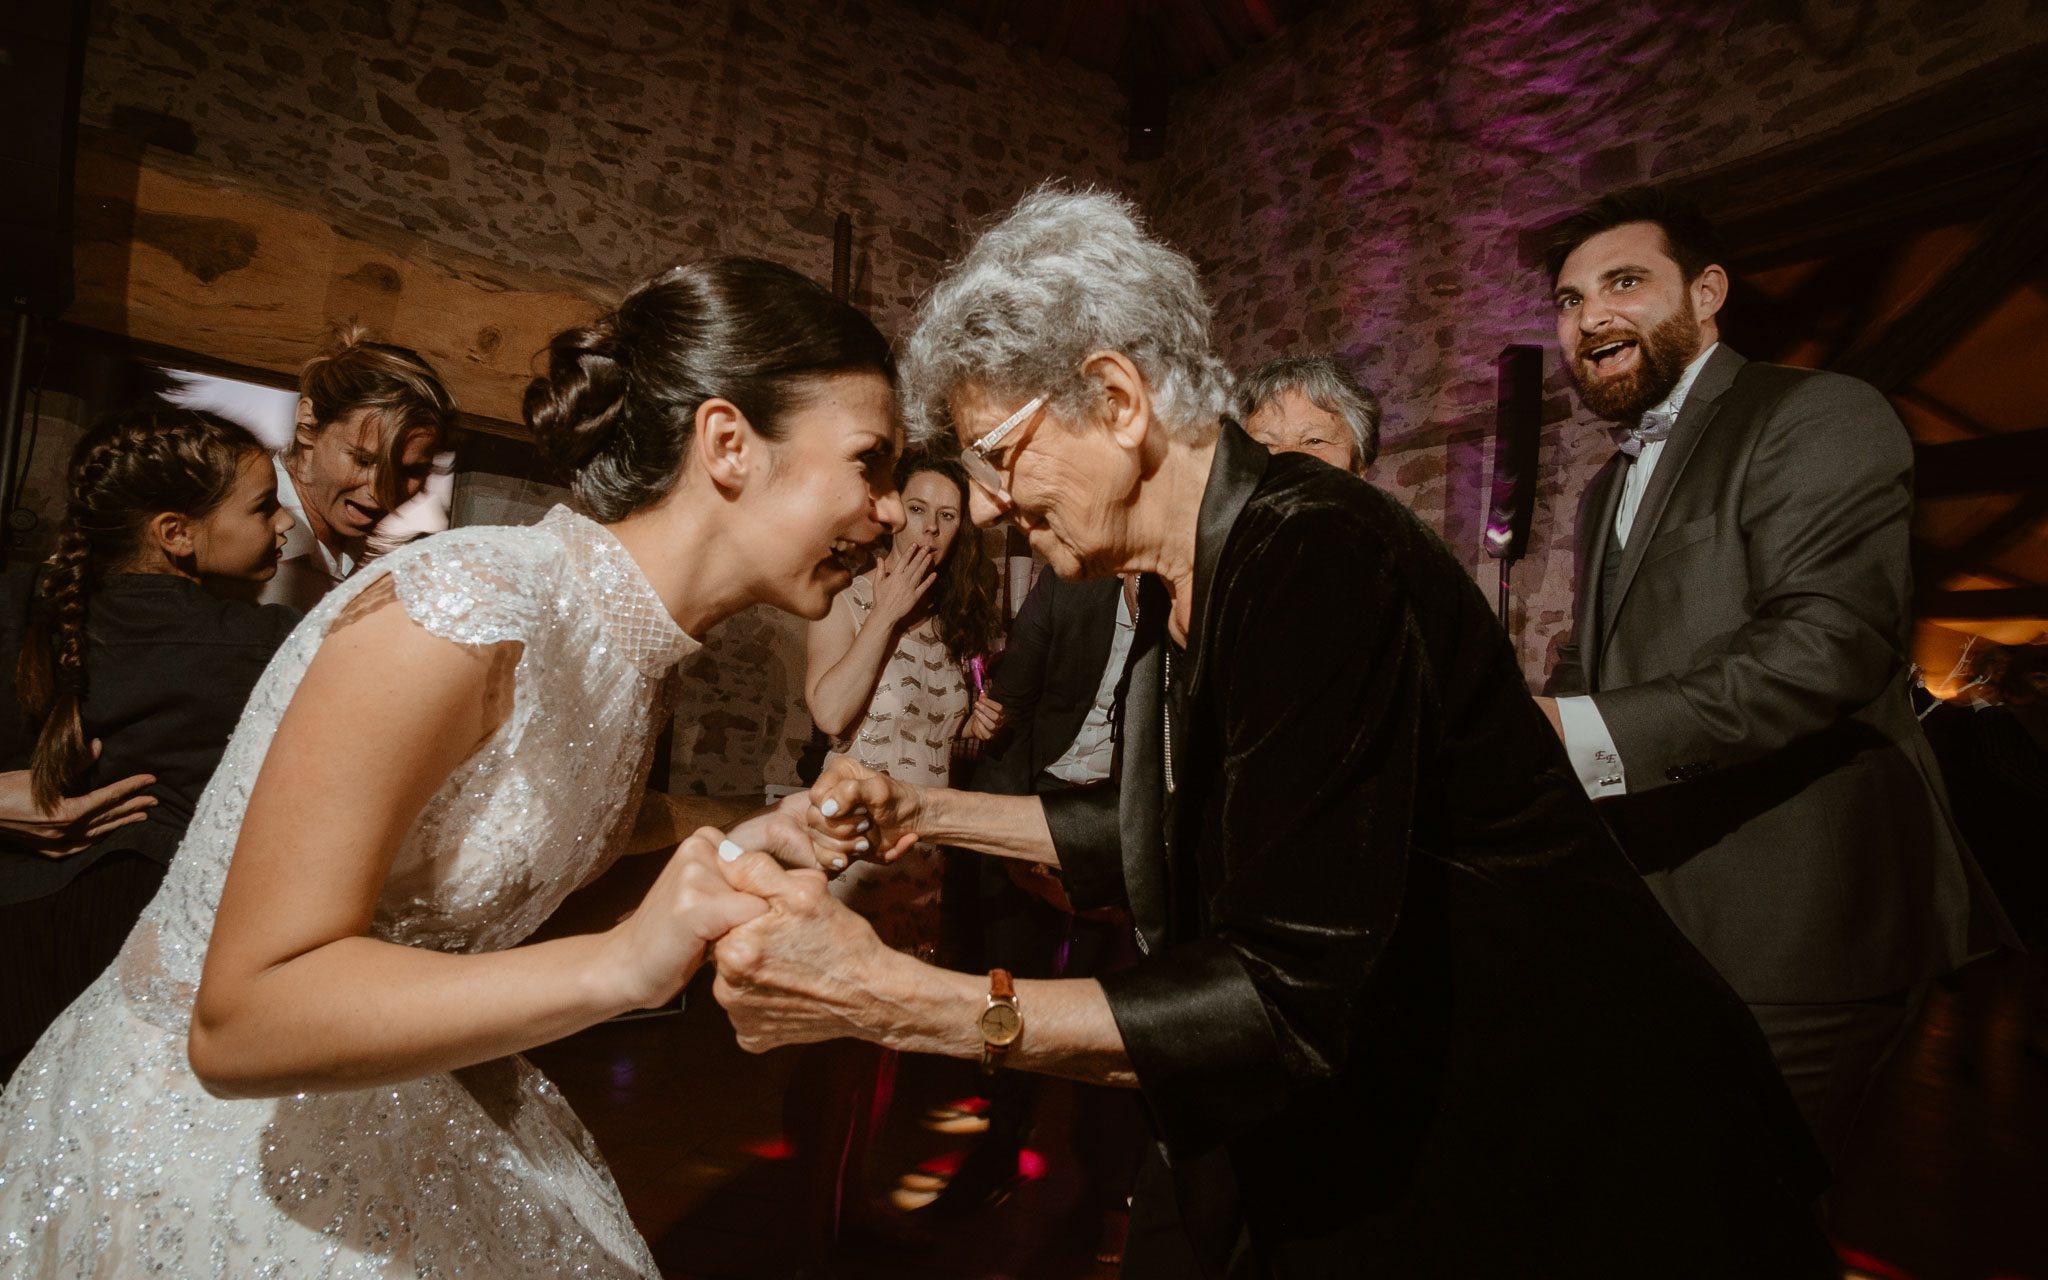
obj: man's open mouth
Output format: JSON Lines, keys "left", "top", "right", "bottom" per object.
{"left": 1583, "top": 339, "right": 1638, "bottom": 373}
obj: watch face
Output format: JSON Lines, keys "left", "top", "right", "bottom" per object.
{"left": 979, "top": 1002, "right": 1022, "bottom": 1045}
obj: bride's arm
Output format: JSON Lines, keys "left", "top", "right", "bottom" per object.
{"left": 188, "top": 594, "right": 765, "bottom": 1099}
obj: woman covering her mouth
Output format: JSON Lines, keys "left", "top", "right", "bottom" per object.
{"left": 262, "top": 328, "right": 460, "bottom": 610}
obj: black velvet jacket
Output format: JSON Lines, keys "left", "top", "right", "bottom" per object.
{"left": 1042, "top": 423, "right": 1833, "bottom": 1277}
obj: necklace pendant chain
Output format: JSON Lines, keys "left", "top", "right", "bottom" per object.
{"left": 1162, "top": 648, "right": 1176, "bottom": 795}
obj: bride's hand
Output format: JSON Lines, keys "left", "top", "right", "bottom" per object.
{"left": 807, "top": 757, "right": 921, "bottom": 864}
{"left": 723, "top": 792, "right": 867, "bottom": 875}
{"left": 604, "top": 827, "right": 771, "bottom": 1009}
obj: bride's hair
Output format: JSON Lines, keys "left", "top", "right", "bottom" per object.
{"left": 526, "top": 258, "right": 893, "bottom": 522}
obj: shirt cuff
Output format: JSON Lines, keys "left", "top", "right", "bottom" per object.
{"left": 1557, "top": 695, "right": 1627, "bottom": 799}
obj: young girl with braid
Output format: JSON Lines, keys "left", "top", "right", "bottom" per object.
{"left": 0, "top": 408, "right": 298, "bottom": 1082}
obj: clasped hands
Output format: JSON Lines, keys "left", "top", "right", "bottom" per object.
{"left": 612, "top": 759, "right": 928, "bottom": 1051}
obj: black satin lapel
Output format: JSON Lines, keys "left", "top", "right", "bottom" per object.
{"left": 1118, "top": 572, "right": 1171, "bottom": 953}
{"left": 1182, "top": 420, "right": 1269, "bottom": 698}
{"left": 1581, "top": 456, "right": 1625, "bottom": 679}
{"left": 1605, "top": 347, "right": 1744, "bottom": 631}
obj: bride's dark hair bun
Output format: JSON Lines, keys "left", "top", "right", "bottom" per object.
{"left": 525, "top": 258, "right": 893, "bottom": 522}
{"left": 526, "top": 323, "right": 630, "bottom": 471}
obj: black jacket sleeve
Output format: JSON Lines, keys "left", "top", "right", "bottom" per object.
{"left": 1097, "top": 509, "right": 1423, "bottom": 1156}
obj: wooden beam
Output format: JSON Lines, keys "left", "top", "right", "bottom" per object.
{"left": 1043, "top": 0, "right": 1083, "bottom": 62}
{"left": 1922, "top": 585, "right": 2048, "bottom": 620}
{"left": 1834, "top": 157, "right": 2048, "bottom": 392}
{"left": 1915, "top": 429, "right": 2048, "bottom": 498}
{"left": 67, "top": 131, "right": 609, "bottom": 431}
{"left": 1517, "top": 42, "right": 2048, "bottom": 271}
{"left": 1179, "top": 0, "right": 1239, "bottom": 71}
{"left": 1894, "top": 385, "right": 1994, "bottom": 439}
{"left": 1670, "top": 43, "right": 2048, "bottom": 270}
{"left": 1915, "top": 489, "right": 2048, "bottom": 587}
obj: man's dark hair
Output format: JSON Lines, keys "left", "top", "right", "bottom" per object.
{"left": 1544, "top": 186, "right": 1727, "bottom": 286}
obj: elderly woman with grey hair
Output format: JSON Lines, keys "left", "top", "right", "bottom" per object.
{"left": 709, "top": 189, "right": 1834, "bottom": 1278}
{"left": 1238, "top": 354, "right": 1382, "bottom": 475}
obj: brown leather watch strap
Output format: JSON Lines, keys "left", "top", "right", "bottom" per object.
{"left": 980, "top": 968, "right": 1021, "bottom": 1074}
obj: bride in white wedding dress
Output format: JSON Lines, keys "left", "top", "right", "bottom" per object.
{"left": 0, "top": 258, "right": 905, "bottom": 1276}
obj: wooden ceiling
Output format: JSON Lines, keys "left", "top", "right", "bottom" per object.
{"left": 1681, "top": 43, "right": 2048, "bottom": 674}
{"left": 906, "top": 0, "right": 1331, "bottom": 89}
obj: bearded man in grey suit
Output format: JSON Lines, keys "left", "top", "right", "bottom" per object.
{"left": 1534, "top": 186, "right": 2009, "bottom": 1168}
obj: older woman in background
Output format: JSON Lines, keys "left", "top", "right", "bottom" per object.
{"left": 1237, "top": 353, "right": 1381, "bottom": 476}
{"left": 709, "top": 189, "right": 1837, "bottom": 1279}
{"left": 266, "top": 330, "right": 459, "bottom": 609}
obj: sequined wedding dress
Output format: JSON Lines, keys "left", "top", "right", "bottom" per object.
{"left": 0, "top": 506, "right": 694, "bottom": 1277}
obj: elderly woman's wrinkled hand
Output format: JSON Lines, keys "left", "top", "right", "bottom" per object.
{"left": 710, "top": 849, "right": 896, "bottom": 1052}
{"left": 806, "top": 757, "right": 920, "bottom": 865}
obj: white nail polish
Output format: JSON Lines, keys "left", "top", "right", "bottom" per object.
{"left": 855, "top": 838, "right": 871, "bottom": 853}
{"left": 718, "top": 840, "right": 743, "bottom": 862}
{"left": 820, "top": 799, "right": 840, "bottom": 818}
{"left": 856, "top": 819, "right": 871, "bottom": 832}
{"left": 831, "top": 857, "right": 847, "bottom": 869}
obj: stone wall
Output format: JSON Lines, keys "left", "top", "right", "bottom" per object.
{"left": 78, "top": 0, "right": 1139, "bottom": 797}
{"left": 83, "top": 0, "right": 1137, "bottom": 346}
{"left": 69, "top": 0, "right": 2048, "bottom": 795}
{"left": 1144, "top": 0, "right": 2048, "bottom": 686}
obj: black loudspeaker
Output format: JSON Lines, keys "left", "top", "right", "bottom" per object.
{"left": 1484, "top": 344, "right": 1544, "bottom": 562}
{"left": 0, "top": 0, "right": 92, "bottom": 317}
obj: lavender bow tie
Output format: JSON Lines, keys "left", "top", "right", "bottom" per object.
{"left": 1613, "top": 406, "right": 1677, "bottom": 458}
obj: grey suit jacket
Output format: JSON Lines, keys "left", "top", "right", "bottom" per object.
{"left": 1546, "top": 344, "right": 2006, "bottom": 1003}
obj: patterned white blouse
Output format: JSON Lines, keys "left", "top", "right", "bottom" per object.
{"left": 820, "top": 572, "right": 970, "bottom": 955}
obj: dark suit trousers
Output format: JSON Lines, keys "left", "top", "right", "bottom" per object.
{"left": 1748, "top": 986, "right": 1924, "bottom": 1169}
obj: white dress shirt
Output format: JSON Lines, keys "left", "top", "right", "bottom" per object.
{"left": 1558, "top": 343, "right": 1718, "bottom": 799}
{"left": 1043, "top": 587, "right": 1136, "bottom": 786}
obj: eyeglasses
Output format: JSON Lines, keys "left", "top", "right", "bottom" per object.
{"left": 959, "top": 395, "right": 1046, "bottom": 502}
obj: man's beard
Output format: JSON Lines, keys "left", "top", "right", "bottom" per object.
{"left": 1566, "top": 302, "right": 1700, "bottom": 423}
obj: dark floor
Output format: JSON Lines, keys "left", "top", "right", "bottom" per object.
{"left": 529, "top": 951, "right": 2048, "bottom": 1280}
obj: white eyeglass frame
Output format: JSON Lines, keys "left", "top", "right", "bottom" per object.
{"left": 959, "top": 395, "right": 1047, "bottom": 500}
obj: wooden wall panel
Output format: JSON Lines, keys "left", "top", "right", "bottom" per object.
{"left": 66, "top": 134, "right": 610, "bottom": 433}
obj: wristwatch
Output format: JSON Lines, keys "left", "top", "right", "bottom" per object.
{"left": 978, "top": 969, "right": 1022, "bottom": 1074}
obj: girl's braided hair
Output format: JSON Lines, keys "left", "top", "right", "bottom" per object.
{"left": 15, "top": 407, "right": 263, "bottom": 810}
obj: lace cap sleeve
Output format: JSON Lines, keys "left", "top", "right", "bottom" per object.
{"left": 382, "top": 526, "right": 557, "bottom": 648}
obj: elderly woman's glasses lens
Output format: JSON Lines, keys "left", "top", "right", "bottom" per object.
{"left": 961, "top": 396, "right": 1046, "bottom": 496}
